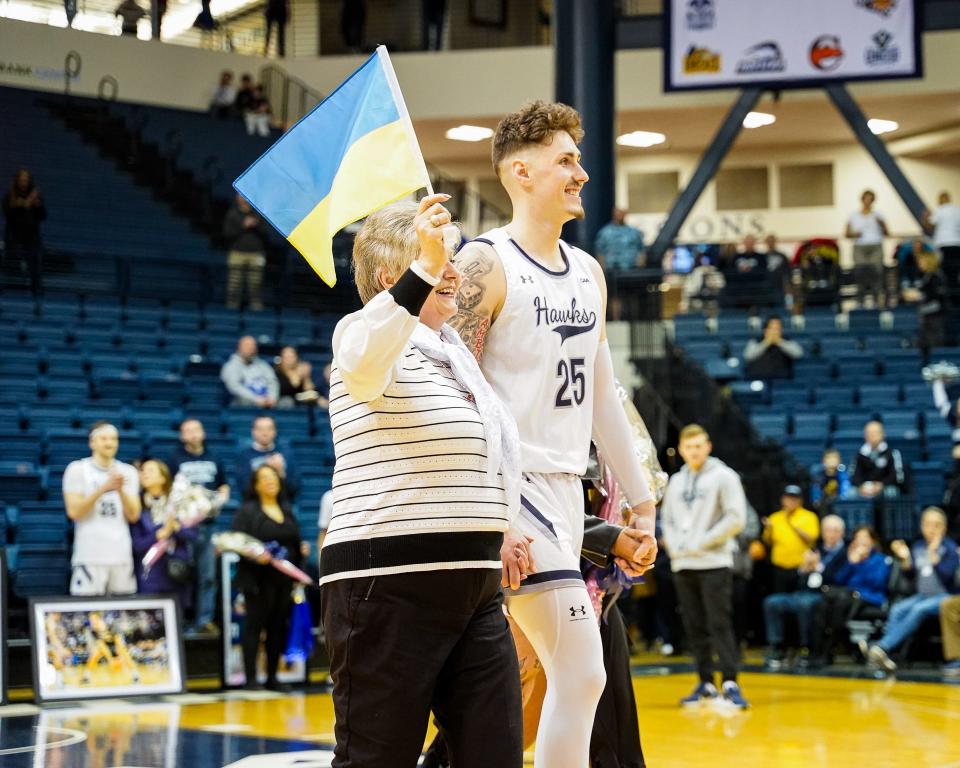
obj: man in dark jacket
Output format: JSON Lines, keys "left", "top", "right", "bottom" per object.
{"left": 223, "top": 193, "right": 269, "bottom": 310}
{"left": 743, "top": 316, "right": 803, "bottom": 380}
{"left": 764, "top": 514, "right": 847, "bottom": 669}
{"left": 851, "top": 421, "right": 908, "bottom": 497}
{"left": 3, "top": 168, "right": 46, "bottom": 293}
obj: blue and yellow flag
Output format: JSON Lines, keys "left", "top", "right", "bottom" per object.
{"left": 234, "top": 46, "right": 430, "bottom": 286}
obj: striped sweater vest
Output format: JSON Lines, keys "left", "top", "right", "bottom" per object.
{"left": 319, "top": 344, "right": 508, "bottom": 585}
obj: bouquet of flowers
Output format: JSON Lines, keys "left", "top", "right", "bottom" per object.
{"left": 212, "top": 531, "right": 313, "bottom": 586}
{"left": 923, "top": 361, "right": 960, "bottom": 383}
{"left": 141, "top": 475, "right": 223, "bottom": 576}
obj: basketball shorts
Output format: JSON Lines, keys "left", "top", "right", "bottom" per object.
{"left": 506, "top": 472, "right": 585, "bottom": 596}
{"left": 71, "top": 563, "right": 137, "bottom": 596}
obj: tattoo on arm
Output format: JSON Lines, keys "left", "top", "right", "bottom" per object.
{"left": 449, "top": 249, "right": 495, "bottom": 362}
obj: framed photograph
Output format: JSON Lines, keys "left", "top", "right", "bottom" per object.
{"left": 470, "top": 0, "right": 507, "bottom": 28}
{"left": 29, "top": 595, "right": 186, "bottom": 703}
{"left": 220, "top": 552, "right": 307, "bottom": 687}
{"left": 0, "top": 549, "right": 7, "bottom": 705}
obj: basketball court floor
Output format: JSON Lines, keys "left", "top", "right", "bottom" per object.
{"left": 1, "top": 667, "right": 958, "bottom": 767}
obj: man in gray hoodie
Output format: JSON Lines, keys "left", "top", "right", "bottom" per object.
{"left": 661, "top": 423, "right": 748, "bottom": 709}
{"left": 220, "top": 336, "right": 279, "bottom": 407}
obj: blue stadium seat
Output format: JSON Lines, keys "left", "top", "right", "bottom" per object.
{"left": 750, "top": 412, "right": 788, "bottom": 440}
{"left": 813, "top": 384, "right": 856, "bottom": 409}
{"left": 0, "top": 464, "right": 42, "bottom": 502}
{"left": 793, "top": 412, "right": 832, "bottom": 439}
{"left": 878, "top": 497, "right": 919, "bottom": 541}
{"left": 833, "top": 498, "right": 876, "bottom": 531}
{"left": 912, "top": 461, "right": 947, "bottom": 507}
{"left": 0, "top": 432, "right": 43, "bottom": 464}
{"left": 859, "top": 384, "right": 902, "bottom": 408}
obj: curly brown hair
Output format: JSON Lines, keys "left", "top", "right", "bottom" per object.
{"left": 491, "top": 100, "right": 584, "bottom": 177}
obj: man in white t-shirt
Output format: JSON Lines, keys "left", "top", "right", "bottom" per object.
{"left": 62, "top": 422, "right": 142, "bottom": 596}
{"left": 845, "top": 189, "right": 889, "bottom": 307}
{"left": 925, "top": 191, "right": 960, "bottom": 295}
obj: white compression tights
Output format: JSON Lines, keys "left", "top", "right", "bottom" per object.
{"left": 507, "top": 585, "right": 607, "bottom": 768}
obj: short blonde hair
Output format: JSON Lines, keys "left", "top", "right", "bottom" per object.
{"left": 679, "top": 423, "right": 710, "bottom": 443}
{"left": 352, "top": 201, "right": 420, "bottom": 304}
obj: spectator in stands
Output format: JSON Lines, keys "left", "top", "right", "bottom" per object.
{"left": 761, "top": 485, "right": 820, "bottom": 593}
{"left": 595, "top": 208, "right": 644, "bottom": 271}
{"left": 63, "top": 422, "right": 142, "bottom": 596}
{"left": 264, "top": 0, "right": 288, "bottom": 57}
{"left": 223, "top": 194, "right": 268, "bottom": 310}
{"left": 811, "top": 448, "right": 853, "bottom": 514}
{"left": 115, "top": 0, "right": 146, "bottom": 35}
{"left": 764, "top": 233, "right": 789, "bottom": 304}
{"left": 231, "top": 464, "right": 303, "bottom": 690}
{"left": 940, "top": 594, "right": 960, "bottom": 677}
{"left": 743, "top": 315, "right": 803, "bottom": 380}
{"left": 221, "top": 336, "right": 279, "bottom": 407}
{"left": 234, "top": 73, "right": 255, "bottom": 116}
{"left": 896, "top": 237, "right": 931, "bottom": 293}
{"left": 816, "top": 525, "right": 890, "bottom": 663}
{"left": 764, "top": 233, "right": 789, "bottom": 276}
{"left": 863, "top": 507, "right": 959, "bottom": 672}
{"left": 764, "top": 514, "right": 846, "bottom": 670}
{"left": 274, "top": 346, "right": 318, "bottom": 407}
{"left": 733, "top": 234, "right": 766, "bottom": 273}
{"left": 846, "top": 189, "right": 889, "bottom": 308}
{"left": 902, "top": 250, "right": 948, "bottom": 353}
{"left": 660, "top": 424, "right": 749, "bottom": 708}
{"left": 168, "top": 418, "right": 230, "bottom": 633}
{"left": 3, "top": 167, "right": 46, "bottom": 294}
{"left": 924, "top": 191, "right": 960, "bottom": 294}
{"left": 244, "top": 85, "right": 272, "bottom": 137}
{"left": 192, "top": 0, "right": 214, "bottom": 29}
{"left": 681, "top": 254, "right": 725, "bottom": 314}
{"left": 236, "top": 415, "right": 300, "bottom": 499}
{"left": 209, "top": 70, "right": 236, "bottom": 118}
{"left": 131, "top": 459, "right": 197, "bottom": 606}
{"left": 851, "top": 420, "right": 907, "bottom": 498}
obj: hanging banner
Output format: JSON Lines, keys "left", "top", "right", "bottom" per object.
{"left": 665, "top": 0, "right": 920, "bottom": 91}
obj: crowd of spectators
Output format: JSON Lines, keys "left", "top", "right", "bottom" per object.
{"left": 209, "top": 71, "right": 273, "bottom": 136}
{"left": 631, "top": 423, "right": 960, "bottom": 683}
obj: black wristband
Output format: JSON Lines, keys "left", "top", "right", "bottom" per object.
{"left": 389, "top": 267, "right": 435, "bottom": 315}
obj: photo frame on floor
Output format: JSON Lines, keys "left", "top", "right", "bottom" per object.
{"left": 29, "top": 595, "right": 186, "bottom": 703}
{"left": 219, "top": 553, "right": 307, "bottom": 688}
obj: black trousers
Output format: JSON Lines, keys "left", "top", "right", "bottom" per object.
{"left": 590, "top": 599, "right": 646, "bottom": 768}
{"left": 322, "top": 569, "right": 522, "bottom": 768}
{"left": 674, "top": 568, "right": 740, "bottom": 684}
{"left": 242, "top": 581, "right": 291, "bottom": 685}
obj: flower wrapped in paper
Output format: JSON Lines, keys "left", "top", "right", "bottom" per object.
{"left": 141, "top": 475, "right": 222, "bottom": 576}
{"left": 213, "top": 530, "right": 313, "bottom": 586}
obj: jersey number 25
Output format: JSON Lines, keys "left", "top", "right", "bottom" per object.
{"left": 555, "top": 358, "right": 586, "bottom": 408}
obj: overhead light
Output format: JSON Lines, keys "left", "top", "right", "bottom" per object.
{"left": 868, "top": 118, "right": 899, "bottom": 135}
{"left": 742, "top": 111, "right": 776, "bottom": 129}
{"left": 445, "top": 125, "right": 494, "bottom": 142}
{"left": 616, "top": 130, "right": 666, "bottom": 148}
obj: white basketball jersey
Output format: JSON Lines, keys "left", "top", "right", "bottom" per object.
{"left": 473, "top": 227, "right": 602, "bottom": 475}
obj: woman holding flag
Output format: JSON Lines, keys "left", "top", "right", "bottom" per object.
{"left": 320, "top": 194, "right": 529, "bottom": 767}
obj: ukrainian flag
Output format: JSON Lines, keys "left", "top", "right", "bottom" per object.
{"left": 234, "top": 46, "right": 430, "bottom": 287}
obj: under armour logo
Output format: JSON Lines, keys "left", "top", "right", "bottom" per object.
{"left": 520, "top": 275, "right": 534, "bottom": 284}
{"left": 570, "top": 605, "right": 587, "bottom": 617}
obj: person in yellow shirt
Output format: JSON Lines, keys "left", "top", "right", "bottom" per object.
{"left": 762, "top": 485, "right": 820, "bottom": 593}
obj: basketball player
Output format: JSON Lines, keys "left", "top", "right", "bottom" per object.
{"left": 86, "top": 612, "right": 139, "bottom": 684}
{"left": 449, "top": 101, "right": 657, "bottom": 768}
{"left": 63, "top": 421, "right": 141, "bottom": 596}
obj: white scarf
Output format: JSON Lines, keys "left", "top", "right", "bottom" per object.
{"left": 410, "top": 323, "right": 521, "bottom": 521}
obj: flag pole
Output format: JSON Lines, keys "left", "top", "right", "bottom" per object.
{"left": 377, "top": 45, "right": 435, "bottom": 197}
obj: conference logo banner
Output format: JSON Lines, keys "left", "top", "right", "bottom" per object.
{"left": 666, "top": 0, "right": 919, "bottom": 91}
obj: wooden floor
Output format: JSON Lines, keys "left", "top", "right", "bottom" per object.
{"left": 2, "top": 670, "right": 959, "bottom": 767}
